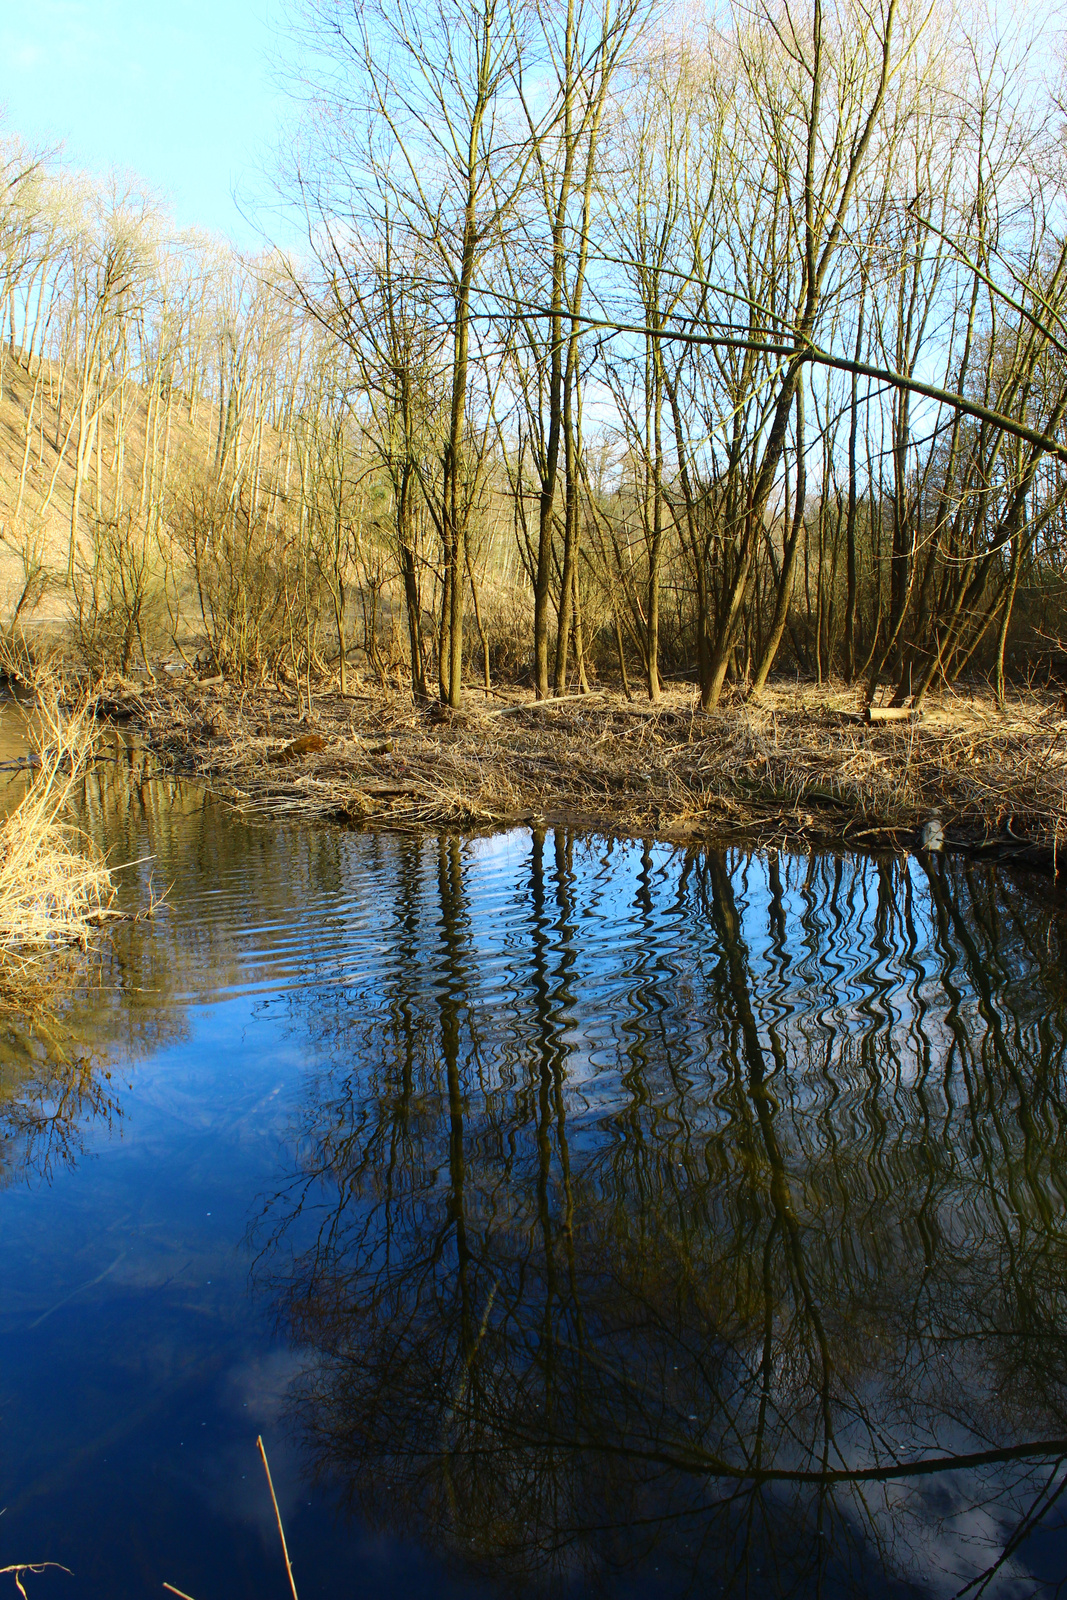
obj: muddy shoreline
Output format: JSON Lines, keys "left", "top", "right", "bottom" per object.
{"left": 99, "top": 677, "right": 1067, "bottom": 872}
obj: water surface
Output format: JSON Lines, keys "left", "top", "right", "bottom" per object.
{"left": 2, "top": 743, "right": 1067, "bottom": 1598}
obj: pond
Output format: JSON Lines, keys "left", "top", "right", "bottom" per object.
{"left": 3, "top": 737, "right": 1067, "bottom": 1598}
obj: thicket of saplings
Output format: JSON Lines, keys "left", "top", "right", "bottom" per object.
{"left": 47, "top": 453, "right": 1067, "bottom": 713}
{"left": 3, "top": 0, "right": 1067, "bottom": 713}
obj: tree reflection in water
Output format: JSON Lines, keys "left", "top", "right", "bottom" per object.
{"left": 255, "top": 833, "right": 1067, "bottom": 1596}
{"left": 0, "top": 930, "right": 191, "bottom": 1189}
{"left": 0, "top": 1016, "right": 121, "bottom": 1184}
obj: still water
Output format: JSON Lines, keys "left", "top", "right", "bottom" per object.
{"left": 3, "top": 743, "right": 1067, "bottom": 1598}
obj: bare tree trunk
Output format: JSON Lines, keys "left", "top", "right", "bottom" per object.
{"left": 995, "top": 532, "right": 1022, "bottom": 711}
{"left": 553, "top": 368, "right": 579, "bottom": 690}
{"left": 465, "top": 543, "right": 492, "bottom": 697}
{"left": 646, "top": 333, "right": 664, "bottom": 702}
{"left": 751, "top": 382, "right": 806, "bottom": 697}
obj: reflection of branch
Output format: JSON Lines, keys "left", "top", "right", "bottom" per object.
{"left": 0, "top": 1051, "right": 121, "bottom": 1182}
{"left": 480, "top": 1422, "right": 1067, "bottom": 1485}
{"left": 441, "top": 1274, "right": 501, "bottom": 1443}
{"left": 956, "top": 1458, "right": 1067, "bottom": 1600}
{"left": 27, "top": 1249, "right": 127, "bottom": 1329}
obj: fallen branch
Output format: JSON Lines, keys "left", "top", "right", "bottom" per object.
{"left": 486, "top": 692, "right": 608, "bottom": 718}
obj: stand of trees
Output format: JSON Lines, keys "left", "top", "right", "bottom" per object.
{"left": 3, "top": 0, "right": 1067, "bottom": 707}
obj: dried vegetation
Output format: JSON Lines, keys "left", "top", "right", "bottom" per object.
{"left": 110, "top": 677, "right": 1067, "bottom": 868}
{"left": 0, "top": 687, "right": 117, "bottom": 972}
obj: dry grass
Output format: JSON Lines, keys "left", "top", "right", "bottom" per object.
{"left": 112, "top": 674, "right": 1067, "bottom": 867}
{"left": 0, "top": 684, "right": 117, "bottom": 958}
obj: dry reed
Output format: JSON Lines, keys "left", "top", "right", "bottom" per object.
{"left": 162, "top": 1436, "right": 300, "bottom": 1600}
{"left": 0, "top": 683, "right": 116, "bottom": 958}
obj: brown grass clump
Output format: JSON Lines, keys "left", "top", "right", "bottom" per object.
{"left": 0, "top": 686, "right": 116, "bottom": 958}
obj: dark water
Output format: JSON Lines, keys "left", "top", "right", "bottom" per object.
{"left": 3, "top": 744, "right": 1067, "bottom": 1598}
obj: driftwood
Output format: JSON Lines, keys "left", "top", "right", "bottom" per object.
{"left": 866, "top": 706, "right": 922, "bottom": 724}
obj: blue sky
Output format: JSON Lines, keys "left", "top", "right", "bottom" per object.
{"left": 0, "top": 0, "right": 296, "bottom": 243}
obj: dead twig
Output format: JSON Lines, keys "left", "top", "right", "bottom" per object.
{"left": 258, "top": 1435, "right": 300, "bottom": 1600}
{"left": 1, "top": 1566, "right": 71, "bottom": 1599}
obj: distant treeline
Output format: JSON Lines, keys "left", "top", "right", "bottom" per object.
{"left": 3, "top": 0, "right": 1067, "bottom": 706}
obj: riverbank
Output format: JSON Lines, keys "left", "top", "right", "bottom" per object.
{"left": 96, "top": 677, "right": 1067, "bottom": 868}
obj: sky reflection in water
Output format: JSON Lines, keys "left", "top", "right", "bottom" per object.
{"left": 2, "top": 750, "right": 1067, "bottom": 1599}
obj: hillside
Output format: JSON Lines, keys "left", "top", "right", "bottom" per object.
{"left": 0, "top": 347, "right": 218, "bottom": 635}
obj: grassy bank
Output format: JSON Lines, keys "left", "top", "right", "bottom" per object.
{"left": 105, "top": 677, "right": 1067, "bottom": 869}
